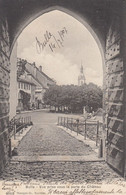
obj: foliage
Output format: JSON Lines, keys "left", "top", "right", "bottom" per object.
{"left": 43, "top": 83, "right": 103, "bottom": 113}
{"left": 17, "top": 59, "right": 27, "bottom": 79}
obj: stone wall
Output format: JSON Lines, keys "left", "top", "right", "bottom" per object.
{"left": 0, "top": 12, "right": 10, "bottom": 173}
{"left": 9, "top": 41, "right": 18, "bottom": 119}
{"left": 105, "top": 14, "right": 124, "bottom": 176}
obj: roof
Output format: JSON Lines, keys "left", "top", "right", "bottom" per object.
{"left": 18, "top": 59, "right": 56, "bottom": 88}
{"left": 36, "top": 66, "right": 55, "bottom": 83}
{"left": 18, "top": 78, "right": 36, "bottom": 86}
{"left": 25, "top": 61, "right": 55, "bottom": 83}
{"left": 25, "top": 67, "right": 46, "bottom": 89}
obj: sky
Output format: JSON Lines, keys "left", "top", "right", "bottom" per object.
{"left": 17, "top": 10, "right": 103, "bottom": 86}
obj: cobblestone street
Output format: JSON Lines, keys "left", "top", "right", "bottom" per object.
{"left": 16, "top": 110, "right": 95, "bottom": 156}
{"left": 0, "top": 161, "right": 122, "bottom": 183}
{"left": 0, "top": 110, "right": 124, "bottom": 183}
{"left": 17, "top": 124, "right": 94, "bottom": 156}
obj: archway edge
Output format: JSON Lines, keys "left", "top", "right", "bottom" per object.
{"left": 10, "top": 5, "right": 105, "bottom": 64}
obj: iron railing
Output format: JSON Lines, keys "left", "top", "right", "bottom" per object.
{"left": 58, "top": 116, "right": 103, "bottom": 146}
{"left": 9, "top": 115, "right": 32, "bottom": 140}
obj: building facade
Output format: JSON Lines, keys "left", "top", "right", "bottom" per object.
{"left": 17, "top": 70, "right": 36, "bottom": 111}
{"left": 17, "top": 59, "right": 56, "bottom": 110}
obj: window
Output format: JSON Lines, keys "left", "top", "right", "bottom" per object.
{"left": 21, "top": 83, "right": 23, "bottom": 89}
{"left": 18, "top": 82, "right": 20, "bottom": 88}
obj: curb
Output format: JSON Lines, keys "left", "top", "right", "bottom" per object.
{"left": 58, "top": 125, "right": 104, "bottom": 161}
{"left": 17, "top": 109, "right": 48, "bottom": 114}
{"left": 11, "top": 125, "right": 33, "bottom": 151}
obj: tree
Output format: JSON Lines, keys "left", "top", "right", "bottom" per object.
{"left": 43, "top": 83, "right": 103, "bottom": 113}
{"left": 17, "top": 59, "right": 27, "bottom": 79}
{"left": 86, "top": 83, "right": 103, "bottom": 111}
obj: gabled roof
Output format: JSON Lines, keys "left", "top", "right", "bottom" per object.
{"left": 17, "top": 59, "right": 56, "bottom": 88}
{"left": 25, "top": 67, "right": 46, "bottom": 89}
{"left": 35, "top": 66, "right": 55, "bottom": 83}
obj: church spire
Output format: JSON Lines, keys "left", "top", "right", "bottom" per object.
{"left": 78, "top": 62, "right": 86, "bottom": 86}
{"left": 80, "top": 64, "right": 83, "bottom": 73}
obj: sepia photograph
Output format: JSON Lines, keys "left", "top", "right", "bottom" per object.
{"left": 0, "top": 0, "right": 126, "bottom": 194}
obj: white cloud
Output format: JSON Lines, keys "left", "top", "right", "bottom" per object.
{"left": 85, "top": 67, "right": 103, "bottom": 86}
{"left": 17, "top": 10, "right": 103, "bottom": 86}
{"left": 19, "top": 42, "right": 79, "bottom": 85}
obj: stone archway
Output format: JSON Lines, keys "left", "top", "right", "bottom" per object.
{"left": 10, "top": 5, "right": 105, "bottom": 60}
{"left": 10, "top": 5, "right": 106, "bottom": 161}
{"left": 9, "top": 5, "right": 105, "bottom": 112}
{"left": 0, "top": 0, "right": 126, "bottom": 177}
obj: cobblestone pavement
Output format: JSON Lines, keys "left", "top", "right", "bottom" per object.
{"left": 15, "top": 110, "right": 95, "bottom": 156}
{"left": 0, "top": 161, "right": 123, "bottom": 183}
{"left": 0, "top": 110, "right": 124, "bottom": 182}
{"left": 17, "top": 124, "right": 94, "bottom": 156}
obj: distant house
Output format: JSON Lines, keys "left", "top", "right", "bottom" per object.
{"left": 17, "top": 58, "right": 56, "bottom": 110}
{"left": 17, "top": 70, "right": 36, "bottom": 111}
{"left": 25, "top": 61, "right": 55, "bottom": 87}
{"left": 24, "top": 60, "right": 56, "bottom": 108}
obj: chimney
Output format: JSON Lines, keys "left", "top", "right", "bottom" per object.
{"left": 33, "top": 62, "right": 35, "bottom": 67}
{"left": 39, "top": 65, "right": 42, "bottom": 72}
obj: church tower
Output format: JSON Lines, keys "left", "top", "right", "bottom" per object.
{"left": 78, "top": 64, "right": 86, "bottom": 86}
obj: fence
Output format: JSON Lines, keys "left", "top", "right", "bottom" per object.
{"left": 58, "top": 116, "right": 103, "bottom": 146}
{"left": 8, "top": 115, "right": 32, "bottom": 140}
